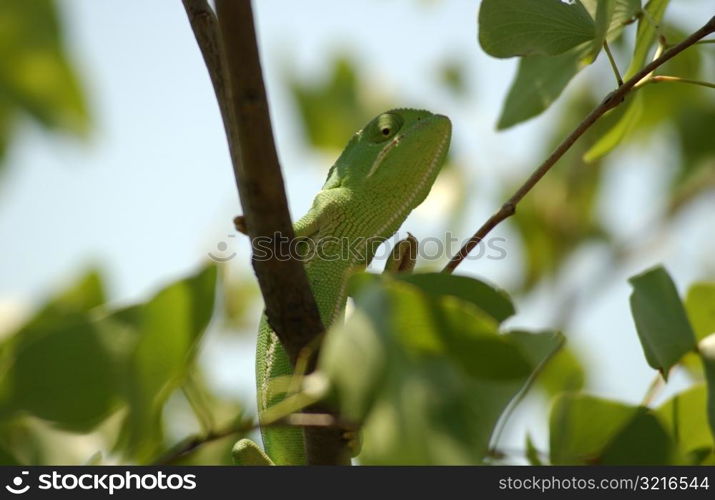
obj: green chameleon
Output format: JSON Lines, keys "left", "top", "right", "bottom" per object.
{"left": 234, "top": 108, "right": 451, "bottom": 465}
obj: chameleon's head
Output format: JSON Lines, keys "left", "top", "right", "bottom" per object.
{"left": 325, "top": 109, "right": 451, "bottom": 206}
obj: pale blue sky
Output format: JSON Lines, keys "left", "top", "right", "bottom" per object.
{"left": 0, "top": 0, "right": 712, "bottom": 457}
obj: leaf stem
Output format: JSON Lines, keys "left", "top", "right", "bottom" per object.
{"left": 443, "top": 16, "right": 715, "bottom": 273}
{"left": 603, "top": 41, "right": 623, "bottom": 86}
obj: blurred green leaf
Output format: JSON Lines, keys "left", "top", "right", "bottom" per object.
{"left": 599, "top": 408, "right": 673, "bottom": 464}
{"left": 686, "top": 283, "right": 715, "bottom": 342}
{"left": 525, "top": 434, "right": 543, "bottom": 465}
{"left": 655, "top": 384, "right": 713, "bottom": 461}
{"left": 438, "top": 59, "right": 468, "bottom": 97}
{"left": 682, "top": 282, "right": 715, "bottom": 380}
{"left": 478, "top": 0, "right": 595, "bottom": 59}
{"left": 508, "top": 86, "right": 636, "bottom": 289}
{"left": 584, "top": 92, "right": 643, "bottom": 162}
{"left": 497, "top": 43, "right": 591, "bottom": 129}
{"left": 115, "top": 263, "right": 217, "bottom": 461}
{"left": 628, "top": 266, "right": 696, "bottom": 377}
{"left": 320, "top": 273, "right": 559, "bottom": 464}
{"left": 585, "top": 0, "right": 615, "bottom": 62}
{"left": 550, "top": 393, "right": 636, "bottom": 464}
{"left": 0, "top": 269, "right": 114, "bottom": 431}
{"left": 395, "top": 272, "right": 515, "bottom": 324}
{"left": 0, "top": 314, "right": 118, "bottom": 431}
{"left": 699, "top": 334, "right": 715, "bottom": 443}
{"left": 625, "top": 0, "right": 670, "bottom": 79}
{"left": 549, "top": 393, "right": 672, "bottom": 464}
{"left": 538, "top": 344, "right": 586, "bottom": 396}
{"left": 0, "top": 0, "right": 89, "bottom": 140}
{"left": 289, "top": 55, "right": 375, "bottom": 151}
{"left": 0, "top": 443, "right": 21, "bottom": 465}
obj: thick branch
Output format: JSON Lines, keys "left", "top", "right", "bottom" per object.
{"left": 443, "top": 15, "right": 715, "bottom": 274}
{"left": 184, "top": 0, "right": 348, "bottom": 465}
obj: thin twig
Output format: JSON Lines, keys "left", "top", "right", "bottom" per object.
{"left": 603, "top": 41, "right": 623, "bottom": 86}
{"left": 442, "top": 16, "right": 715, "bottom": 274}
{"left": 641, "top": 372, "right": 666, "bottom": 407}
{"left": 647, "top": 75, "right": 715, "bottom": 89}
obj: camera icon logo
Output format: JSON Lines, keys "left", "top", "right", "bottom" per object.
{"left": 5, "top": 471, "right": 30, "bottom": 495}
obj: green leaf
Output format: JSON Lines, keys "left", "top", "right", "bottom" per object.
{"left": 583, "top": 92, "right": 643, "bottom": 162}
{"left": 549, "top": 391, "right": 675, "bottom": 465}
{"left": 525, "top": 434, "right": 543, "bottom": 465}
{"left": 113, "top": 264, "right": 217, "bottom": 460}
{"left": 0, "top": 315, "right": 118, "bottom": 431}
{"left": 478, "top": 0, "right": 595, "bottom": 59}
{"left": 0, "top": 269, "right": 113, "bottom": 431}
{"left": 320, "top": 273, "right": 559, "bottom": 464}
{"left": 686, "top": 282, "right": 715, "bottom": 342}
{"left": 586, "top": 0, "right": 615, "bottom": 62}
{"left": 288, "top": 55, "right": 375, "bottom": 151}
{"left": 497, "top": 43, "right": 591, "bottom": 129}
{"left": 538, "top": 344, "right": 586, "bottom": 396}
{"left": 550, "top": 393, "right": 641, "bottom": 464}
{"left": 0, "top": 0, "right": 89, "bottom": 136}
{"left": 625, "top": 0, "right": 670, "bottom": 79}
{"left": 628, "top": 266, "right": 697, "bottom": 377}
{"left": 655, "top": 384, "right": 713, "bottom": 461}
{"left": 599, "top": 408, "right": 673, "bottom": 464}
{"left": 395, "top": 272, "right": 515, "bottom": 323}
{"left": 581, "top": 0, "right": 642, "bottom": 43}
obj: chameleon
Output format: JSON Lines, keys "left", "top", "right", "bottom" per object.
{"left": 234, "top": 108, "right": 451, "bottom": 465}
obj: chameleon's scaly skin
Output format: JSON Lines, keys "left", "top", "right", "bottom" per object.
{"left": 255, "top": 109, "right": 451, "bottom": 465}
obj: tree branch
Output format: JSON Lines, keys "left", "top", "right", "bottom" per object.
{"left": 442, "top": 15, "right": 715, "bottom": 274}
{"left": 183, "top": 0, "right": 348, "bottom": 465}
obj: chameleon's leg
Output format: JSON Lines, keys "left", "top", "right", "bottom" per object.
{"left": 383, "top": 233, "right": 418, "bottom": 274}
{"left": 233, "top": 438, "right": 275, "bottom": 466}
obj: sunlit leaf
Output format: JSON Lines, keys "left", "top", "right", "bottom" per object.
{"left": 655, "top": 384, "right": 713, "bottom": 461}
{"left": 624, "top": 0, "right": 670, "bottom": 79}
{"left": 686, "top": 283, "right": 715, "bottom": 342}
{"left": 479, "top": 0, "right": 595, "bottom": 59}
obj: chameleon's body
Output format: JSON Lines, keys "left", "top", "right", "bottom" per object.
{"left": 242, "top": 109, "right": 451, "bottom": 465}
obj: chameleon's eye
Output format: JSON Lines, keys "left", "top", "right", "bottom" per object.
{"left": 368, "top": 112, "right": 403, "bottom": 143}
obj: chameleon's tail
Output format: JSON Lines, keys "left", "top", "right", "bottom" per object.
{"left": 256, "top": 319, "right": 307, "bottom": 465}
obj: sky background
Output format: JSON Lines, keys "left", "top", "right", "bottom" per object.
{"left": 0, "top": 0, "right": 713, "bottom": 457}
